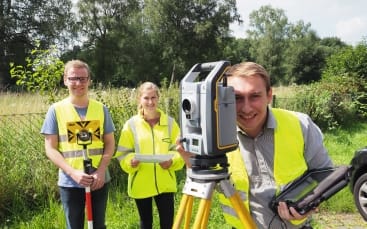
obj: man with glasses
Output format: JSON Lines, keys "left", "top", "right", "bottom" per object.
{"left": 40, "top": 60, "right": 115, "bottom": 229}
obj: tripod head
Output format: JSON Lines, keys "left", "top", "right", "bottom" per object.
{"left": 189, "top": 154, "right": 229, "bottom": 175}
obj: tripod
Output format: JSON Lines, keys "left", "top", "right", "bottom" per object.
{"left": 172, "top": 156, "right": 257, "bottom": 229}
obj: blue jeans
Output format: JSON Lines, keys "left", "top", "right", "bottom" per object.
{"left": 59, "top": 184, "right": 109, "bottom": 229}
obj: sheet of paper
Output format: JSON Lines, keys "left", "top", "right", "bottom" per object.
{"left": 134, "top": 154, "right": 174, "bottom": 163}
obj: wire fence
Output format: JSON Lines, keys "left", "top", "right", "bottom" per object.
{"left": 0, "top": 113, "right": 45, "bottom": 156}
{"left": 0, "top": 96, "right": 299, "bottom": 159}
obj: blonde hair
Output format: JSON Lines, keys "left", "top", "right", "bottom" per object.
{"left": 63, "top": 60, "right": 91, "bottom": 79}
{"left": 136, "top": 81, "right": 160, "bottom": 114}
{"left": 227, "top": 62, "right": 271, "bottom": 92}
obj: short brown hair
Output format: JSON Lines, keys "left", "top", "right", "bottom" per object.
{"left": 227, "top": 62, "right": 271, "bottom": 92}
{"left": 63, "top": 60, "right": 91, "bottom": 78}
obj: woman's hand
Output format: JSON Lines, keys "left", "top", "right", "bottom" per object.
{"left": 159, "top": 159, "right": 172, "bottom": 169}
{"left": 131, "top": 158, "right": 140, "bottom": 168}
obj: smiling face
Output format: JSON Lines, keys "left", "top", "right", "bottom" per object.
{"left": 137, "top": 82, "right": 160, "bottom": 119}
{"left": 64, "top": 65, "right": 90, "bottom": 98}
{"left": 227, "top": 62, "right": 272, "bottom": 137}
{"left": 140, "top": 88, "right": 159, "bottom": 114}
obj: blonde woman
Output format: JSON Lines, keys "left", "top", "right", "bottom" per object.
{"left": 116, "top": 82, "right": 184, "bottom": 229}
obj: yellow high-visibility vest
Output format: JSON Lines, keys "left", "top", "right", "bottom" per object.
{"left": 219, "top": 108, "right": 307, "bottom": 228}
{"left": 55, "top": 99, "right": 105, "bottom": 170}
{"left": 116, "top": 110, "right": 184, "bottom": 198}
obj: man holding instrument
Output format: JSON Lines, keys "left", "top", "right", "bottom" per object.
{"left": 41, "top": 60, "right": 115, "bottom": 229}
{"left": 177, "top": 62, "right": 333, "bottom": 228}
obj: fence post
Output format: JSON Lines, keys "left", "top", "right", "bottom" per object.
{"left": 272, "top": 95, "right": 276, "bottom": 107}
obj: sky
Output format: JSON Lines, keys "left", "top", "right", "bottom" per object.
{"left": 231, "top": 0, "right": 367, "bottom": 46}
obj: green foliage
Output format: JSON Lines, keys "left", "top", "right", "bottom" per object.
{"left": 246, "top": 5, "right": 349, "bottom": 86}
{"left": 247, "top": 5, "right": 289, "bottom": 83}
{"left": 322, "top": 41, "right": 367, "bottom": 81}
{"left": 286, "top": 78, "right": 360, "bottom": 130}
{"left": 322, "top": 41, "right": 367, "bottom": 118}
{"left": 0, "top": 0, "right": 76, "bottom": 88}
{"left": 3, "top": 1, "right": 365, "bottom": 90}
{"left": 0, "top": 114, "right": 58, "bottom": 223}
{"left": 10, "top": 42, "right": 64, "bottom": 104}
{"left": 283, "top": 29, "right": 325, "bottom": 84}
{"left": 274, "top": 42, "right": 367, "bottom": 129}
{"left": 222, "top": 38, "right": 253, "bottom": 63}
{"left": 1, "top": 90, "right": 367, "bottom": 228}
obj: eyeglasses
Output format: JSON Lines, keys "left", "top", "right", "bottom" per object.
{"left": 67, "top": 76, "right": 89, "bottom": 83}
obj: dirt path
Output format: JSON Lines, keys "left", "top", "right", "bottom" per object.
{"left": 313, "top": 213, "right": 367, "bottom": 228}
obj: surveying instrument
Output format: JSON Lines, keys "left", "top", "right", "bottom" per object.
{"left": 67, "top": 120, "right": 101, "bottom": 229}
{"left": 172, "top": 61, "right": 257, "bottom": 228}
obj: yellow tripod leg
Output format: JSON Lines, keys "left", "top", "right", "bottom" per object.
{"left": 173, "top": 194, "right": 194, "bottom": 229}
{"left": 193, "top": 198, "right": 212, "bottom": 229}
{"left": 201, "top": 199, "right": 211, "bottom": 228}
{"left": 219, "top": 179, "right": 257, "bottom": 228}
{"left": 173, "top": 194, "right": 188, "bottom": 229}
{"left": 228, "top": 191, "right": 257, "bottom": 228}
{"left": 173, "top": 169, "right": 257, "bottom": 228}
{"left": 184, "top": 195, "right": 194, "bottom": 229}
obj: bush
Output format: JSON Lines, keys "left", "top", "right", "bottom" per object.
{"left": 278, "top": 75, "right": 363, "bottom": 130}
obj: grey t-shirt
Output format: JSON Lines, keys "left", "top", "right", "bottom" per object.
{"left": 40, "top": 103, "right": 115, "bottom": 188}
{"left": 237, "top": 109, "right": 333, "bottom": 229}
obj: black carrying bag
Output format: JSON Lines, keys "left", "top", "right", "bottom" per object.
{"left": 269, "top": 165, "right": 352, "bottom": 215}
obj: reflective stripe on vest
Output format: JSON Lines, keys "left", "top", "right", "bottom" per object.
{"left": 219, "top": 108, "right": 307, "bottom": 228}
{"left": 62, "top": 148, "right": 104, "bottom": 158}
{"left": 55, "top": 99, "right": 105, "bottom": 170}
{"left": 117, "top": 114, "right": 174, "bottom": 161}
{"left": 116, "top": 145, "right": 134, "bottom": 161}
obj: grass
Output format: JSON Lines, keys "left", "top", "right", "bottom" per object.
{"left": 1, "top": 89, "right": 367, "bottom": 228}
{"left": 0, "top": 92, "right": 49, "bottom": 114}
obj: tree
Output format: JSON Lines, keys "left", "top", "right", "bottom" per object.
{"left": 143, "top": 0, "right": 241, "bottom": 82}
{"left": 246, "top": 6, "right": 348, "bottom": 86}
{"left": 246, "top": 5, "right": 289, "bottom": 85}
{"left": 222, "top": 38, "right": 253, "bottom": 64}
{"left": 323, "top": 40, "right": 367, "bottom": 80}
{"left": 75, "top": 0, "right": 141, "bottom": 84}
{"left": 10, "top": 43, "right": 65, "bottom": 103}
{"left": 0, "top": 0, "right": 75, "bottom": 89}
{"left": 283, "top": 22, "right": 325, "bottom": 84}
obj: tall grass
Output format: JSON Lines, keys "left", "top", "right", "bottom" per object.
{"left": 0, "top": 92, "right": 49, "bottom": 114}
{"left": 1, "top": 86, "right": 366, "bottom": 228}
